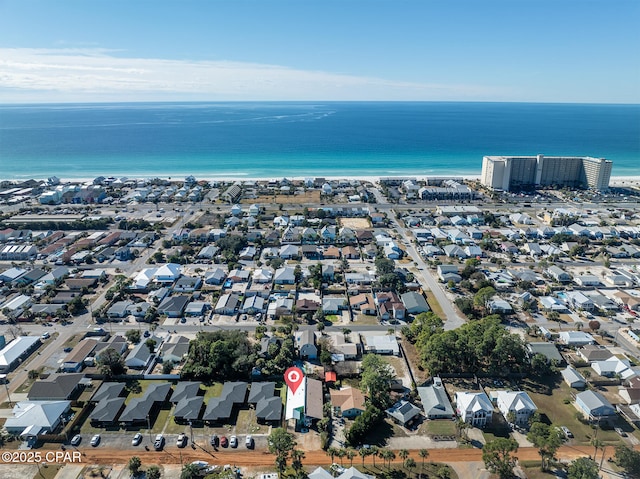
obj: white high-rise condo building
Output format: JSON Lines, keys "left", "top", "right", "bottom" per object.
{"left": 481, "top": 155, "right": 612, "bottom": 192}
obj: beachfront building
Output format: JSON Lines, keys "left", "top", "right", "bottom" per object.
{"left": 481, "top": 155, "right": 612, "bottom": 192}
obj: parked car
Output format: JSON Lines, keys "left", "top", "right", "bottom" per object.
{"left": 230, "top": 435, "right": 238, "bottom": 448}
{"left": 210, "top": 434, "right": 219, "bottom": 447}
{"left": 154, "top": 434, "right": 165, "bottom": 451}
{"left": 41, "top": 332, "right": 50, "bottom": 340}
{"left": 220, "top": 436, "right": 228, "bottom": 448}
{"left": 615, "top": 427, "right": 627, "bottom": 437}
{"left": 63, "top": 347, "right": 73, "bottom": 353}
{"left": 90, "top": 434, "right": 101, "bottom": 447}
{"left": 70, "top": 435, "right": 82, "bottom": 446}
{"left": 245, "top": 435, "right": 254, "bottom": 449}
{"left": 561, "top": 426, "right": 573, "bottom": 438}
{"left": 132, "top": 433, "right": 143, "bottom": 446}
{"left": 177, "top": 433, "right": 188, "bottom": 448}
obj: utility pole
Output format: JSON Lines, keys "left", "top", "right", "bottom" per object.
{"left": 3, "top": 380, "right": 12, "bottom": 406}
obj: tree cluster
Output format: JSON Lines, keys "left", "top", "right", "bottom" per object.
{"left": 614, "top": 445, "right": 640, "bottom": 476}
{"left": 420, "top": 316, "right": 528, "bottom": 376}
{"left": 182, "top": 330, "right": 257, "bottom": 380}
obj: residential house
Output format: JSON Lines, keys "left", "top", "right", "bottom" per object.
{"left": 267, "top": 297, "right": 293, "bottom": 319}
{"left": 62, "top": 339, "right": 97, "bottom": 372}
{"left": 495, "top": 390, "right": 537, "bottom": 426}
{"left": 203, "top": 268, "right": 226, "bottom": 285}
{"left": 322, "top": 297, "right": 345, "bottom": 315}
{"left": 125, "top": 334, "right": 162, "bottom": 369}
{"left": 153, "top": 263, "right": 182, "bottom": 283}
{"left": 562, "top": 366, "right": 587, "bottom": 389}
{"left": 160, "top": 336, "right": 190, "bottom": 364}
{"left": 274, "top": 267, "right": 296, "bottom": 285}
{"left": 28, "top": 373, "right": 85, "bottom": 401}
{"left": 349, "top": 293, "right": 376, "bottom": 315}
{"left": 203, "top": 382, "right": 248, "bottom": 423}
{"left": 360, "top": 333, "right": 399, "bottom": 356}
{"left": 4, "top": 401, "right": 71, "bottom": 439}
{"left": 119, "top": 383, "right": 172, "bottom": 426}
{"left": 575, "top": 390, "right": 616, "bottom": 423}
{"left": 157, "top": 295, "right": 190, "bottom": 317}
{"left": 240, "top": 295, "right": 264, "bottom": 315}
{"left": 558, "top": 331, "right": 595, "bottom": 347}
{"left": 295, "top": 330, "right": 317, "bottom": 359}
{"left": 214, "top": 293, "right": 240, "bottom": 315}
{"left": 527, "top": 342, "right": 564, "bottom": 364}
{"left": 455, "top": 391, "right": 493, "bottom": 428}
{"left": 591, "top": 357, "right": 635, "bottom": 380}
{"left": 385, "top": 400, "right": 421, "bottom": 427}
{"left": 330, "top": 387, "right": 366, "bottom": 418}
{"left": 248, "top": 382, "right": 282, "bottom": 424}
{"left": 401, "top": 291, "right": 430, "bottom": 314}
{"left": 547, "top": 266, "right": 572, "bottom": 283}
{"left": 619, "top": 377, "right": 640, "bottom": 405}
{"left": 417, "top": 378, "right": 454, "bottom": 419}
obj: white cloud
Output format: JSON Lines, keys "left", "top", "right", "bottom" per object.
{"left": 0, "top": 47, "right": 507, "bottom": 102}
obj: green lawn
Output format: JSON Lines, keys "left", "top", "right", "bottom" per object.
{"left": 523, "top": 376, "right": 628, "bottom": 446}
{"left": 421, "top": 420, "right": 457, "bottom": 437}
{"left": 235, "top": 408, "right": 269, "bottom": 435}
{"left": 203, "top": 383, "right": 223, "bottom": 399}
{"left": 15, "top": 367, "right": 45, "bottom": 393}
{"left": 424, "top": 291, "right": 445, "bottom": 320}
{"left": 33, "top": 464, "right": 63, "bottom": 479}
{"left": 353, "top": 314, "right": 379, "bottom": 325}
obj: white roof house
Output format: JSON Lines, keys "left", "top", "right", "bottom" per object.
{"left": 0, "top": 336, "right": 41, "bottom": 373}
{"left": 495, "top": 390, "right": 537, "bottom": 426}
{"left": 558, "top": 331, "right": 595, "bottom": 346}
{"left": 1, "top": 294, "right": 32, "bottom": 312}
{"left": 591, "top": 357, "right": 636, "bottom": 380}
{"left": 455, "top": 391, "right": 493, "bottom": 427}
{"left": 153, "top": 263, "right": 182, "bottom": 283}
{"left": 562, "top": 366, "right": 587, "bottom": 389}
{"left": 360, "top": 333, "right": 400, "bottom": 356}
{"left": 4, "top": 400, "right": 71, "bottom": 437}
{"left": 252, "top": 268, "right": 274, "bottom": 283}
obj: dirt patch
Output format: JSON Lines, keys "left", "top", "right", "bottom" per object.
{"left": 249, "top": 191, "right": 321, "bottom": 204}
{"left": 338, "top": 217, "right": 371, "bottom": 229}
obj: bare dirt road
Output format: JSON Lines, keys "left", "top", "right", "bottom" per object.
{"left": 54, "top": 445, "right": 615, "bottom": 467}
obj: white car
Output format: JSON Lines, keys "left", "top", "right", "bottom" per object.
{"left": 90, "top": 434, "right": 101, "bottom": 447}
{"left": 245, "top": 435, "right": 254, "bottom": 448}
{"left": 70, "top": 434, "right": 82, "bottom": 446}
{"left": 229, "top": 435, "right": 238, "bottom": 448}
{"left": 132, "top": 433, "right": 143, "bottom": 446}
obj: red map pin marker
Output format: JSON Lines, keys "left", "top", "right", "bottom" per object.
{"left": 284, "top": 366, "right": 304, "bottom": 395}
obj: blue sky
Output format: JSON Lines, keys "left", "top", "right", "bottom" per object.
{"left": 0, "top": 0, "right": 638, "bottom": 103}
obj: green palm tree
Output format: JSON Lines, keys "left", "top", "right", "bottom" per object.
{"left": 346, "top": 449, "right": 356, "bottom": 467}
{"left": 418, "top": 449, "right": 429, "bottom": 477}
{"left": 359, "top": 447, "right": 368, "bottom": 466}
{"left": 370, "top": 446, "right": 379, "bottom": 467}
{"left": 336, "top": 448, "right": 346, "bottom": 466}
{"left": 327, "top": 447, "right": 338, "bottom": 463}
{"left": 405, "top": 458, "right": 417, "bottom": 477}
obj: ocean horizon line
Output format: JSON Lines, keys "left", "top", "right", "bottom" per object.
{"left": 2, "top": 99, "right": 640, "bottom": 107}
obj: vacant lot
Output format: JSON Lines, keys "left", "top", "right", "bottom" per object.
{"left": 339, "top": 217, "right": 371, "bottom": 229}
{"left": 250, "top": 190, "right": 321, "bottom": 204}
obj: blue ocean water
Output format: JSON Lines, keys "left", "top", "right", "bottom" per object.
{"left": 0, "top": 102, "right": 638, "bottom": 179}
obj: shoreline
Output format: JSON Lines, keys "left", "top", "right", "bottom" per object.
{"left": 3, "top": 174, "right": 640, "bottom": 186}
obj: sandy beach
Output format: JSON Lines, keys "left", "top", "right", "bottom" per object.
{"left": 10, "top": 174, "right": 640, "bottom": 186}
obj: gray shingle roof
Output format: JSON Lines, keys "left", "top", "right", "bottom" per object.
{"left": 90, "top": 397, "right": 126, "bottom": 424}
{"left": 174, "top": 396, "right": 204, "bottom": 421}
{"left": 171, "top": 382, "right": 202, "bottom": 404}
